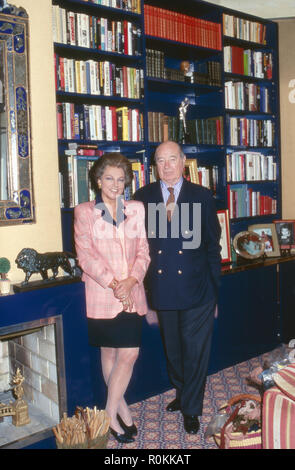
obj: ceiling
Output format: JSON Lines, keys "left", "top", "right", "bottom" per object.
{"left": 207, "top": 0, "right": 295, "bottom": 19}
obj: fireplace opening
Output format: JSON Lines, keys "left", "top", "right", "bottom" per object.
{"left": 0, "top": 316, "right": 66, "bottom": 448}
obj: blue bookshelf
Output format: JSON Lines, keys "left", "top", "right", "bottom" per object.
{"left": 52, "top": 0, "right": 281, "bottom": 250}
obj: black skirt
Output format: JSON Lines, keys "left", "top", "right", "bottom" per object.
{"left": 87, "top": 311, "right": 143, "bottom": 348}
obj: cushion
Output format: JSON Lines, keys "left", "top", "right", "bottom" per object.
{"left": 273, "top": 363, "right": 295, "bottom": 401}
{"left": 263, "top": 386, "right": 295, "bottom": 449}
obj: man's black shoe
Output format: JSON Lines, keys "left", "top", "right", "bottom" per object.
{"left": 166, "top": 398, "right": 181, "bottom": 412}
{"left": 183, "top": 415, "right": 200, "bottom": 434}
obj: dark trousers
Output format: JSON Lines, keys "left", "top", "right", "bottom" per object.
{"left": 157, "top": 299, "right": 216, "bottom": 416}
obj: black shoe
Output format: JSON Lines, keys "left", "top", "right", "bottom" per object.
{"left": 183, "top": 415, "right": 200, "bottom": 434}
{"left": 117, "top": 414, "right": 138, "bottom": 436}
{"left": 166, "top": 398, "right": 181, "bottom": 412}
{"left": 110, "top": 427, "right": 135, "bottom": 444}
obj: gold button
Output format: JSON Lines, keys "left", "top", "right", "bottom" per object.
{"left": 178, "top": 270, "right": 182, "bottom": 275}
{"left": 158, "top": 269, "right": 163, "bottom": 274}
{"left": 178, "top": 250, "right": 183, "bottom": 254}
{"left": 158, "top": 250, "right": 162, "bottom": 254}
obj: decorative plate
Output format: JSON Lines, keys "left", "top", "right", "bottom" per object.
{"left": 233, "top": 231, "right": 265, "bottom": 260}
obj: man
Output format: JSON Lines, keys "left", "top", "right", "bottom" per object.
{"left": 134, "top": 141, "right": 221, "bottom": 434}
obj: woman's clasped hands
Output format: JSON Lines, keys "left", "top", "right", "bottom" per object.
{"left": 109, "top": 277, "right": 138, "bottom": 311}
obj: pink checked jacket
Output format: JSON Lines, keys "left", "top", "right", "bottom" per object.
{"left": 74, "top": 199, "right": 150, "bottom": 319}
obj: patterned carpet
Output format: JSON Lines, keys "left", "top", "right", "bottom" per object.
{"left": 107, "top": 346, "right": 285, "bottom": 449}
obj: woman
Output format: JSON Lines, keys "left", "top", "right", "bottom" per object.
{"left": 74, "top": 153, "right": 150, "bottom": 444}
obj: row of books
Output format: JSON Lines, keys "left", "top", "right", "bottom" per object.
{"left": 55, "top": 54, "right": 144, "bottom": 99}
{"left": 146, "top": 49, "right": 221, "bottom": 86}
{"left": 187, "top": 117, "right": 224, "bottom": 146}
{"left": 224, "top": 46, "right": 273, "bottom": 79}
{"left": 84, "top": 0, "right": 141, "bottom": 14}
{"left": 198, "top": 165, "right": 218, "bottom": 195}
{"left": 52, "top": 5, "right": 142, "bottom": 56}
{"left": 226, "top": 152, "right": 276, "bottom": 182}
{"left": 228, "top": 117, "right": 274, "bottom": 147}
{"left": 147, "top": 112, "right": 179, "bottom": 143}
{"left": 148, "top": 160, "right": 218, "bottom": 195}
{"left": 56, "top": 102, "right": 144, "bottom": 142}
{"left": 223, "top": 13, "right": 267, "bottom": 44}
{"left": 144, "top": 5, "right": 222, "bottom": 51}
{"left": 60, "top": 154, "right": 145, "bottom": 208}
{"left": 227, "top": 184, "right": 276, "bottom": 219}
{"left": 224, "top": 81, "right": 270, "bottom": 113}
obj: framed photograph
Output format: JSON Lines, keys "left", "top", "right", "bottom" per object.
{"left": 273, "top": 219, "right": 295, "bottom": 249}
{"left": 233, "top": 231, "right": 265, "bottom": 260}
{"left": 183, "top": 159, "right": 199, "bottom": 184}
{"left": 248, "top": 223, "right": 281, "bottom": 257}
{"left": 217, "top": 209, "right": 231, "bottom": 263}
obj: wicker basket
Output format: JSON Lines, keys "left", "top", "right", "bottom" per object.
{"left": 53, "top": 407, "right": 110, "bottom": 449}
{"left": 56, "top": 430, "right": 110, "bottom": 449}
{"left": 213, "top": 394, "right": 262, "bottom": 449}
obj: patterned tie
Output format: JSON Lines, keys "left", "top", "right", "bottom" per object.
{"left": 166, "top": 187, "right": 175, "bottom": 222}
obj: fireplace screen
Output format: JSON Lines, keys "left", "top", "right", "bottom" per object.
{"left": 0, "top": 316, "right": 66, "bottom": 448}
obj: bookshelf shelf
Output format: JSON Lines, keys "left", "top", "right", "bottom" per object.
{"left": 224, "top": 72, "right": 273, "bottom": 83}
{"left": 54, "top": 42, "right": 143, "bottom": 61}
{"left": 54, "top": 0, "right": 142, "bottom": 17}
{"left": 56, "top": 91, "right": 143, "bottom": 104}
{"left": 145, "top": 37, "right": 222, "bottom": 63}
{"left": 223, "top": 36, "right": 272, "bottom": 49}
{"left": 146, "top": 77, "right": 222, "bottom": 94}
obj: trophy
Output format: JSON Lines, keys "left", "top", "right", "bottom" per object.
{"left": 178, "top": 97, "right": 190, "bottom": 144}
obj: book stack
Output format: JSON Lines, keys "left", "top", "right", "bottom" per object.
{"left": 223, "top": 14, "right": 266, "bottom": 44}
{"left": 87, "top": 0, "right": 141, "bottom": 14}
{"left": 60, "top": 144, "right": 105, "bottom": 208}
{"left": 60, "top": 144, "right": 145, "bottom": 207}
{"left": 146, "top": 50, "right": 222, "bottom": 87}
{"left": 224, "top": 47, "right": 273, "bottom": 79}
{"left": 227, "top": 184, "right": 276, "bottom": 218}
{"left": 146, "top": 49, "right": 165, "bottom": 79}
{"left": 194, "top": 61, "right": 222, "bottom": 87}
{"left": 198, "top": 165, "right": 218, "bottom": 195}
{"left": 228, "top": 117, "right": 274, "bottom": 147}
{"left": 144, "top": 5, "right": 222, "bottom": 50}
{"left": 187, "top": 117, "right": 224, "bottom": 145}
{"left": 52, "top": 6, "right": 142, "bottom": 56}
{"left": 129, "top": 160, "right": 146, "bottom": 196}
{"left": 56, "top": 102, "right": 144, "bottom": 142}
{"left": 148, "top": 112, "right": 179, "bottom": 143}
{"left": 226, "top": 151, "right": 276, "bottom": 182}
{"left": 224, "top": 81, "right": 270, "bottom": 112}
{"left": 55, "top": 55, "right": 144, "bottom": 99}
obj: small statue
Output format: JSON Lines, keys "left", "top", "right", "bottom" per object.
{"left": 11, "top": 368, "right": 25, "bottom": 401}
{"left": 178, "top": 97, "right": 190, "bottom": 144}
{"left": 180, "top": 60, "right": 194, "bottom": 83}
{"left": 15, "top": 248, "right": 79, "bottom": 285}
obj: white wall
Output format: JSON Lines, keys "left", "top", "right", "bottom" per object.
{"left": 209, "top": 0, "right": 295, "bottom": 19}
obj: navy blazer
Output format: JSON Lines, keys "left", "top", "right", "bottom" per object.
{"left": 134, "top": 179, "right": 221, "bottom": 310}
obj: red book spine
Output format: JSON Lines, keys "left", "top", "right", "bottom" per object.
{"left": 111, "top": 106, "right": 118, "bottom": 141}
{"left": 59, "top": 57, "right": 65, "bottom": 91}
{"left": 123, "top": 20, "right": 128, "bottom": 54}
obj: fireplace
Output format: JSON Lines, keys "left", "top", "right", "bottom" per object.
{"left": 0, "top": 316, "right": 67, "bottom": 448}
